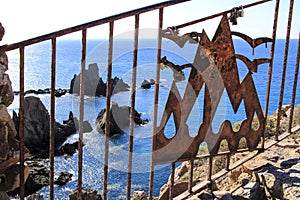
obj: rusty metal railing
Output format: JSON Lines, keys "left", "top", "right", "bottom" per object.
{"left": 1, "top": 0, "right": 299, "bottom": 199}
{"left": 0, "top": 1, "right": 191, "bottom": 199}
{"left": 154, "top": 0, "right": 300, "bottom": 199}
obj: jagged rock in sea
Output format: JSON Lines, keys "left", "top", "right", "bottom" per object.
{"left": 12, "top": 96, "right": 77, "bottom": 158}
{"left": 54, "top": 172, "right": 73, "bottom": 186}
{"left": 95, "top": 102, "right": 148, "bottom": 136}
{"left": 141, "top": 79, "right": 155, "bottom": 89}
{"left": 8, "top": 159, "right": 73, "bottom": 197}
{"left": 55, "top": 141, "right": 82, "bottom": 157}
{"left": 71, "top": 115, "right": 93, "bottom": 133}
{"left": 68, "top": 187, "right": 102, "bottom": 200}
{"left": 20, "top": 88, "right": 68, "bottom": 97}
{"left": 0, "top": 22, "right": 30, "bottom": 194}
{"left": 69, "top": 63, "right": 130, "bottom": 97}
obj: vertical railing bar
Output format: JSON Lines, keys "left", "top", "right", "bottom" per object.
{"left": 103, "top": 21, "right": 114, "bottom": 200}
{"left": 275, "top": 0, "right": 294, "bottom": 140}
{"left": 169, "top": 162, "right": 175, "bottom": 200}
{"left": 49, "top": 38, "right": 56, "bottom": 200}
{"left": 288, "top": 33, "right": 300, "bottom": 132}
{"left": 149, "top": 7, "right": 164, "bottom": 200}
{"left": 19, "top": 46, "right": 25, "bottom": 200}
{"left": 77, "top": 29, "right": 87, "bottom": 200}
{"left": 226, "top": 154, "right": 230, "bottom": 171}
{"left": 208, "top": 156, "right": 213, "bottom": 193}
{"left": 263, "top": 0, "right": 280, "bottom": 149}
{"left": 188, "top": 159, "right": 194, "bottom": 193}
{"left": 126, "top": 14, "right": 140, "bottom": 200}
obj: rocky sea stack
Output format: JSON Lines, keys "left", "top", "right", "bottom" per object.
{"left": 70, "top": 63, "right": 130, "bottom": 97}
{"left": 95, "top": 102, "right": 148, "bottom": 136}
{"left": 12, "top": 96, "right": 77, "bottom": 158}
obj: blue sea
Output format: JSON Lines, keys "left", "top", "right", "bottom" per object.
{"left": 6, "top": 38, "right": 300, "bottom": 199}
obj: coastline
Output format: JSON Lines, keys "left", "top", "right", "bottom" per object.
{"left": 157, "top": 104, "right": 300, "bottom": 199}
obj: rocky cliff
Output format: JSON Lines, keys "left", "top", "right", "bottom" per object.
{"left": 0, "top": 22, "right": 29, "bottom": 197}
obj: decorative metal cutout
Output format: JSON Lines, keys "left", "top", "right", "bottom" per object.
{"left": 153, "top": 15, "right": 272, "bottom": 165}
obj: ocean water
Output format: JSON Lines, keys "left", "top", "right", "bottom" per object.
{"left": 6, "top": 38, "right": 300, "bottom": 199}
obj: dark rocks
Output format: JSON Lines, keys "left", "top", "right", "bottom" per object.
{"left": 70, "top": 63, "right": 130, "bottom": 97}
{"left": 12, "top": 96, "right": 77, "bottom": 158}
{"left": 7, "top": 159, "right": 49, "bottom": 197}
{"left": 72, "top": 117, "right": 93, "bottom": 133}
{"left": 24, "top": 160, "right": 50, "bottom": 196}
{"left": 95, "top": 102, "right": 148, "bottom": 136}
{"left": 54, "top": 172, "right": 73, "bottom": 186}
{"left": 26, "top": 193, "right": 44, "bottom": 200}
{"left": 55, "top": 141, "right": 82, "bottom": 157}
{"left": 69, "top": 187, "right": 102, "bottom": 200}
{"left": 14, "top": 88, "right": 69, "bottom": 97}
{"left": 141, "top": 79, "right": 155, "bottom": 89}
{"left": 8, "top": 159, "right": 73, "bottom": 197}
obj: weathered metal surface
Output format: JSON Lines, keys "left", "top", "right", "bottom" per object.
{"left": 149, "top": 8, "right": 164, "bottom": 200}
{"left": 153, "top": 15, "right": 269, "bottom": 165}
{"left": 174, "top": 0, "right": 271, "bottom": 30}
{"left": 276, "top": 0, "right": 295, "bottom": 139}
{"left": 103, "top": 22, "right": 114, "bottom": 200}
{"left": 2, "top": 0, "right": 298, "bottom": 199}
{"left": 77, "top": 29, "right": 87, "bottom": 200}
{"left": 19, "top": 47, "right": 25, "bottom": 200}
{"left": 126, "top": 14, "right": 140, "bottom": 200}
{"left": 1, "top": 0, "right": 190, "bottom": 52}
{"left": 288, "top": 33, "right": 300, "bottom": 132}
{"left": 49, "top": 38, "right": 56, "bottom": 200}
{"left": 263, "top": 0, "right": 280, "bottom": 149}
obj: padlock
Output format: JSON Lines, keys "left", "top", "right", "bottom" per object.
{"left": 238, "top": 6, "right": 244, "bottom": 17}
{"left": 229, "top": 11, "right": 238, "bottom": 25}
{"left": 232, "top": 16, "right": 237, "bottom": 25}
{"left": 238, "top": 10, "right": 244, "bottom": 17}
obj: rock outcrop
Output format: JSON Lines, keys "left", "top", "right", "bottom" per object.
{"left": 69, "top": 63, "right": 130, "bottom": 97}
{"left": 68, "top": 187, "right": 102, "bottom": 200}
{"left": 95, "top": 102, "right": 148, "bottom": 136}
{"left": 0, "top": 22, "right": 30, "bottom": 193}
{"left": 154, "top": 104, "right": 300, "bottom": 200}
{"left": 54, "top": 172, "right": 73, "bottom": 186}
{"left": 8, "top": 159, "right": 73, "bottom": 197}
{"left": 14, "top": 88, "right": 68, "bottom": 97}
{"left": 55, "top": 141, "right": 82, "bottom": 157}
{"left": 12, "top": 96, "right": 77, "bottom": 158}
{"left": 141, "top": 79, "right": 155, "bottom": 89}
{"left": 157, "top": 129, "right": 300, "bottom": 200}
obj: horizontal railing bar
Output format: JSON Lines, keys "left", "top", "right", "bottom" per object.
{"left": 1, "top": 0, "right": 190, "bottom": 52}
{"left": 175, "top": 0, "right": 271, "bottom": 29}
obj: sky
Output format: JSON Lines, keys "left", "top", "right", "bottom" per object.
{"left": 0, "top": 0, "right": 299, "bottom": 44}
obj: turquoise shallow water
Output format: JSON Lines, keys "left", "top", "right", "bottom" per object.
{"left": 6, "top": 38, "right": 300, "bottom": 199}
